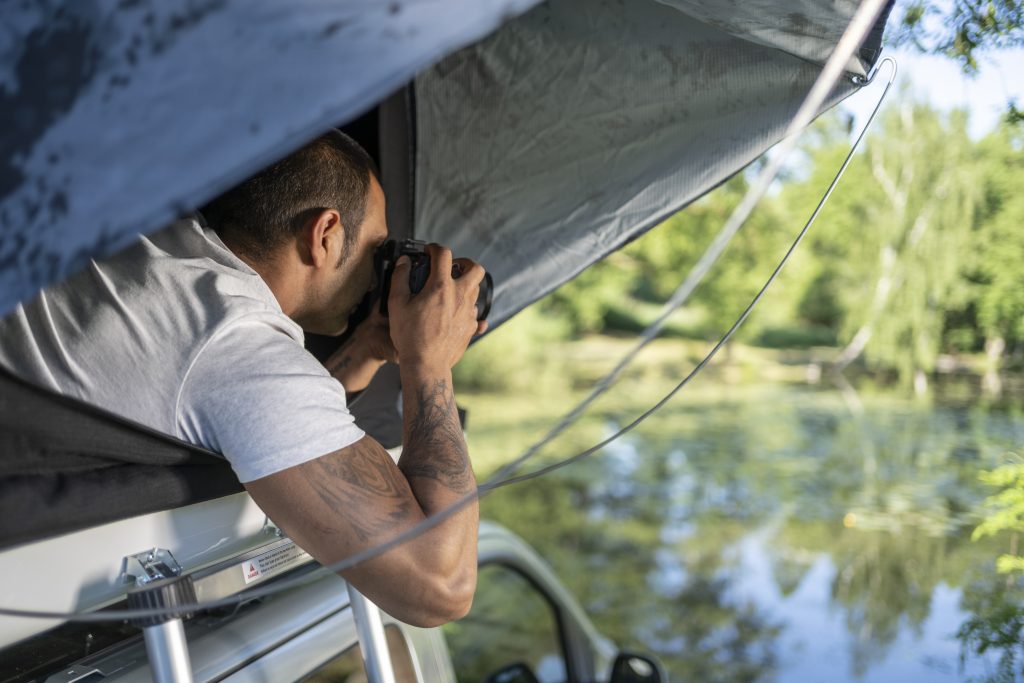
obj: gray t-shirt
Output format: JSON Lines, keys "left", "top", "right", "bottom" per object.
{"left": 0, "top": 219, "right": 364, "bottom": 483}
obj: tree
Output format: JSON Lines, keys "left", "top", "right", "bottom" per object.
{"left": 779, "top": 99, "right": 984, "bottom": 387}
{"left": 538, "top": 173, "right": 795, "bottom": 341}
{"left": 969, "top": 124, "right": 1024, "bottom": 365}
{"left": 624, "top": 173, "right": 794, "bottom": 340}
{"left": 893, "top": 0, "right": 1024, "bottom": 123}
{"left": 958, "top": 457, "right": 1024, "bottom": 683}
{"left": 893, "top": 1, "right": 1024, "bottom": 74}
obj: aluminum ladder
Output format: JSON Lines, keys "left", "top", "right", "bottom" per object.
{"left": 120, "top": 532, "right": 397, "bottom": 683}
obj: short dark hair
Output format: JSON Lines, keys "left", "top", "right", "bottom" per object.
{"left": 201, "top": 129, "right": 378, "bottom": 264}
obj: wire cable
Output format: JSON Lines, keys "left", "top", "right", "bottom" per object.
{"left": 486, "top": 59, "right": 897, "bottom": 491}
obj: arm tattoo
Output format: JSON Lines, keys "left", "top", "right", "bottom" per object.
{"left": 302, "top": 439, "right": 412, "bottom": 542}
{"left": 325, "top": 334, "right": 360, "bottom": 375}
{"left": 400, "top": 379, "right": 475, "bottom": 494}
{"left": 325, "top": 352, "right": 353, "bottom": 375}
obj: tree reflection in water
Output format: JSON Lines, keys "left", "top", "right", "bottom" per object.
{"left": 480, "top": 470, "right": 782, "bottom": 682}
{"left": 465, "top": 380, "right": 1024, "bottom": 681}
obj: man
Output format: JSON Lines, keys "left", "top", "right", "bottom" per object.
{"left": 0, "top": 130, "right": 486, "bottom": 627}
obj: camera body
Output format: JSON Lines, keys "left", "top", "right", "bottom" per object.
{"left": 374, "top": 239, "right": 493, "bottom": 321}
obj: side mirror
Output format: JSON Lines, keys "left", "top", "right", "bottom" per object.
{"left": 609, "top": 652, "right": 666, "bottom": 683}
{"left": 484, "top": 662, "right": 541, "bottom": 683}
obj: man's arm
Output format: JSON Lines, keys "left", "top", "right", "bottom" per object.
{"left": 324, "top": 309, "right": 392, "bottom": 394}
{"left": 245, "top": 245, "right": 485, "bottom": 627}
{"left": 243, "top": 382, "right": 476, "bottom": 626}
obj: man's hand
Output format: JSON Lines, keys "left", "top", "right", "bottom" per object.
{"left": 387, "top": 244, "right": 487, "bottom": 371}
{"left": 324, "top": 307, "right": 395, "bottom": 393}
{"left": 327, "top": 244, "right": 488, "bottom": 392}
{"left": 357, "top": 306, "right": 399, "bottom": 365}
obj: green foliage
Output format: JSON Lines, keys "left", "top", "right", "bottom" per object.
{"left": 973, "top": 458, "right": 1024, "bottom": 573}
{"left": 729, "top": 99, "right": 990, "bottom": 384}
{"left": 960, "top": 455, "right": 1024, "bottom": 680}
{"left": 797, "top": 268, "right": 844, "bottom": 329}
{"left": 626, "top": 175, "right": 796, "bottom": 340}
{"left": 894, "top": 0, "right": 1024, "bottom": 74}
{"left": 970, "top": 125, "right": 1024, "bottom": 345}
{"left": 453, "top": 305, "right": 570, "bottom": 393}
{"left": 957, "top": 570, "right": 1024, "bottom": 683}
{"left": 531, "top": 173, "right": 795, "bottom": 341}
{"left": 754, "top": 323, "right": 837, "bottom": 349}
{"left": 536, "top": 254, "right": 638, "bottom": 334}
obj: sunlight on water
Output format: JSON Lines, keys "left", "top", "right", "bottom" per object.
{"left": 463, "top": 378, "right": 1024, "bottom": 682}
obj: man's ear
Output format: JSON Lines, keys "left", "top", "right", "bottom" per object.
{"left": 306, "top": 209, "right": 343, "bottom": 269}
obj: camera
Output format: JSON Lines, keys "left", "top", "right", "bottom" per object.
{"left": 374, "top": 239, "right": 493, "bottom": 321}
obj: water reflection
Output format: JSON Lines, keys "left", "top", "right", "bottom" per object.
{"left": 470, "top": 382, "right": 1024, "bottom": 682}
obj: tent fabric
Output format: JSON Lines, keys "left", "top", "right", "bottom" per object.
{"left": 414, "top": 0, "right": 877, "bottom": 327}
{"left": 0, "top": 0, "right": 540, "bottom": 320}
{"left": 0, "top": 367, "right": 242, "bottom": 549}
{"left": 656, "top": 0, "right": 871, "bottom": 74}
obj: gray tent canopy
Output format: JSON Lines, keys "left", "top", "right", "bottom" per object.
{"left": 415, "top": 0, "right": 886, "bottom": 325}
{"left": 0, "top": 0, "right": 891, "bottom": 544}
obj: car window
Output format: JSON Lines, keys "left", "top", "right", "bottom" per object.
{"left": 301, "top": 624, "right": 417, "bottom": 682}
{"left": 444, "top": 564, "right": 568, "bottom": 683}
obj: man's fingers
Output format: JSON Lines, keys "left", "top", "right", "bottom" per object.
{"left": 452, "top": 258, "right": 486, "bottom": 322}
{"left": 426, "top": 244, "right": 453, "bottom": 287}
{"left": 476, "top": 320, "right": 489, "bottom": 336}
{"left": 390, "top": 255, "right": 411, "bottom": 297}
{"left": 453, "top": 258, "right": 486, "bottom": 288}
{"left": 388, "top": 255, "right": 412, "bottom": 317}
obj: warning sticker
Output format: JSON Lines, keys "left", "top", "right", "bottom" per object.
{"left": 239, "top": 543, "right": 309, "bottom": 585}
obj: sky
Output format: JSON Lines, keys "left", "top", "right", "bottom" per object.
{"left": 840, "top": 47, "right": 1024, "bottom": 139}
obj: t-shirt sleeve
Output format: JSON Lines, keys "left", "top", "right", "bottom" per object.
{"left": 176, "top": 320, "right": 365, "bottom": 483}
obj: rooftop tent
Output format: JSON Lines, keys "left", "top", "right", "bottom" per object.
{"left": 0, "top": 0, "right": 891, "bottom": 548}
{"left": 0, "top": 0, "right": 890, "bottom": 653}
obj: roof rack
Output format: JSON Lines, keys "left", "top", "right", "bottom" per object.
{"left": 117, "top": 529, "right": 397, "bottom": 683}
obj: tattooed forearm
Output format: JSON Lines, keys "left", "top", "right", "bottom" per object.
{"left": 302, "top": 439, "right": 412, "bottom": 542}
{"left": 400, "top": 378, "right": 475, "bottom": 494}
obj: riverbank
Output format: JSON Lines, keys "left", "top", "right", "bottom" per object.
{"left": 456, "top": 332, "right": 1020, "bottom": 478}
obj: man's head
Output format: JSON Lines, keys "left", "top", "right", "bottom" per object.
{"left": 202, "top": 129, "right": 389, "bottom": 335}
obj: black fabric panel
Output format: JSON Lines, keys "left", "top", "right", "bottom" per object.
{"left": 0, "top": 464, "right": 242, "bottom": 550}
{"left": 0, "top": 368, "right": 243, "bottom": 549}
{"left": 860, "top": 0, "right": 895, "bottom": 67}
{"left": 0, "top": 367, "right": 228, "bottom": 474}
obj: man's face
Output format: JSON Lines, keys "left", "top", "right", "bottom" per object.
{"left": 307, "top": 178, "right": 389, "bottom": 336}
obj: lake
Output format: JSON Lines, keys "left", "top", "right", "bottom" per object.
{"left": 455, "top": 368, "right": 1024, "bottom": 683}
